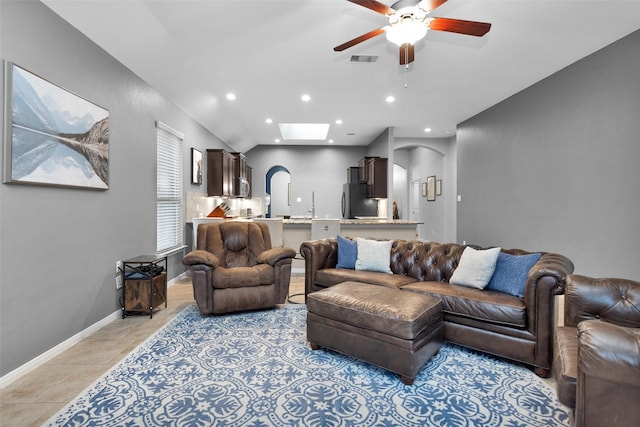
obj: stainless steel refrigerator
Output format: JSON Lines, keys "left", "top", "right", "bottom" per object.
{"left": 341, "top": 167, "right": 378, "bottom": 218}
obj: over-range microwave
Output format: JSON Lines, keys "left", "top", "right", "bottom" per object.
{"left": 236, "top": 177, "right": 250, "bottom": 198}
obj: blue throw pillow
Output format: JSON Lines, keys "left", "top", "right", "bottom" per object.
{"left": 486, "top": 252, "right": 542, "bottom": 297}
{"left": 336, "top": 235, "right": 357, "bottom": 269}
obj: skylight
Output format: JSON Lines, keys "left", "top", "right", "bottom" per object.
{"left": 278, "top": 123, "right": 330, "bottom": 140}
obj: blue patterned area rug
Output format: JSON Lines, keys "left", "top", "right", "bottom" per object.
{"left": 46, "top": 304, "right": 570, "bottom": 426}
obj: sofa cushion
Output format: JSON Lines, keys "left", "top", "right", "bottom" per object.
{"left": 355, "top": 238, "right": 393, "bottom": 274}
{"left": 486, "top": 252, "right": 541, "bottom": 297}
{"left": 315, "top": 268, "right": 418, "bottom": 289}
{"left": 336, "top": 235, "right": 357, "bottom": 269}
{"left": 449, "top": 246, "right": 501, "bottom": 289}
{"left": 401, "top": 281, "right": 527, "bottom": 328}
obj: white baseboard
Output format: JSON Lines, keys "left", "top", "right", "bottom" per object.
{"left": 0, "top": 309, "right": 121, "bottom": 388}
{"left": 0, "top": 273, "right": 189, "bottom": 389}
{"left": 292, "top": 267, "right": 305, "bottom": 275}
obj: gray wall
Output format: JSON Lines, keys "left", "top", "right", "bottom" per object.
{"left": 0, "top": 1, "right": 229, "bottom": 376}
{"left": 457, "top": 29, "right": 640, "bottom": 278}
{"left": 246, "top": 145, "right": 368, "bottom": 219}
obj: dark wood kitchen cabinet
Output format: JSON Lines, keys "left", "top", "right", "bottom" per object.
{"left": 207, "top": 149, "right": 236, "bottom": 197}
{"left": 358, "top": 156, "right": 378, "bottom": 183}
{"left": 366, "top": 157, "right": 387, "bottom": 199}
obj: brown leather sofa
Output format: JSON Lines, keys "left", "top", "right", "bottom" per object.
{"left": 553, "top": 274, "right": 640, "bottom": 427}
{"left": 300, "top": 239, "right": 574, "bottom": 377}
{"left": 182, "top": 221, "right": 296, "bottom": 314}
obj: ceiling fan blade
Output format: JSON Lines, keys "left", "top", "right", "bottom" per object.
{"left": 334, "top": 27, "right": 386, "bottom": 51}
{"left": 399, "top": 43, "right": 415, "bottom": 65}
{"left": 348, "top": 0, "right": 395, "bottom": 16}
{"left": 419, "top": 0, "right": 448, "bottom": 13}
{"left": 428, "top": 17, "right": 491, "bottom": 36}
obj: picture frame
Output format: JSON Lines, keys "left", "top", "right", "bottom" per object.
{"left": 3, "top": 62, "right": 110, "bottom": 190}
{"left": 426, "top": 175, "right": 436, "bottom": 201}
{"left": 421, "top": 182, "right": 427, "bottom": 197}
{"left": 191, "top": 148, "right": 202, "bottom": 185}
{"left": 436, "top": 179, "right": 442, "bottom": 196}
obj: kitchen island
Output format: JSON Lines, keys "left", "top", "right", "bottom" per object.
{"left": 284, "top": 218, "right": 421, "bottom": 272}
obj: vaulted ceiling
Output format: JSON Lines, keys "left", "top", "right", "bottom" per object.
{"left": 43, "top": 0, "right": 640, "bottom": 152}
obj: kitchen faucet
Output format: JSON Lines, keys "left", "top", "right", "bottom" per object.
{"left": 308, "top": 191, "right": 316, "bottom": 219}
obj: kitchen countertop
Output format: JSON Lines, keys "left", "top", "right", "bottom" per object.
{"left": 282, "top": 218, "right": 421, "bottom": 225}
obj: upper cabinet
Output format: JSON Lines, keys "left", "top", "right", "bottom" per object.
{"left": 365, "top": 157, "right": 387, "bottom": 199}
{"left": 206, "top": 149, "right": 235, "bottom": 197}
{"left": 358, "top": 156, "right": 378, "bottom": 183}
{"left": 206, "top": 150, "right": 252, "bottom": 198}
{"left": 232, "top": 152, "right": 250, "bottom": 198}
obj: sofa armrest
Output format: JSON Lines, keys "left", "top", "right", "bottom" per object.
{"left": 182, "top": 250, "right": 220, "bottom": 268}
{"left": 300, "top": 238, "right": 338, "bottom": 296}
{"left": 523, "top": 252, "right": 574, "bottom": 373}
{"left": 257, "top": 247, "right": 296, "bottom": 266}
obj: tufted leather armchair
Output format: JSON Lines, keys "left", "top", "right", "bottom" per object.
{"left": 182, "top": 221, "right": 296, "bottom": 315}
{"left": 553, "top": 274, "right": 640, "bottom": 427}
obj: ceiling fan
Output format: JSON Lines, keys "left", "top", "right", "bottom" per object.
{"left": 334, "top": 0, "right": 492, "bottom": 65}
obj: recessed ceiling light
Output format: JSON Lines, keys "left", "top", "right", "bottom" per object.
{"left": 328, "top": 139, "right": 334, "bottom": 144}
{"left": 301, "top": 94, "right": 311, "bottom": 102}
{"left": 265, "top": 118, "right": 273, "bottom": 124}
{"left": 226, "top": 93, "right": 236, "bottom": 101}
{"left": 386, "top": 95, "right": 395, "bottom": 103}
{"left": 275, "top": 138, "right": 281, "bottom": 143}
{"left": 335, "top": 119, "right": 343, "bottom": 125}
{"left": 424, "top": 127, "right": 432, "bottom": 133}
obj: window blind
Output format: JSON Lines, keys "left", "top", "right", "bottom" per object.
{"left": 156, "top": 122, "right": 184, "bottom": 253}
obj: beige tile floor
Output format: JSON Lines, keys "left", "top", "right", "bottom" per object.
{"left": 0, "top": 275, "right": 306, "bottom": 427}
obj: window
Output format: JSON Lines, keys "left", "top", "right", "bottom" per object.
{"left": 156, "top": 121, "right": 184, "bottom": 253}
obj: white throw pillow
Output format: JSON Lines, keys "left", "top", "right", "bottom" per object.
{"left": 355, "top": 238, "right": 393, "bottom": 274}
{"left": 450, "top": 246, "right": 502, "bottom": 289}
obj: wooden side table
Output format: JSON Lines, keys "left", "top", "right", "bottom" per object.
{"left": 120, "top": 255, "right": 167, "bottom": 319}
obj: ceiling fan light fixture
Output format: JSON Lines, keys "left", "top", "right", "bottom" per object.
{"left": 385, "top": 20, "right": 427, "bottom": 46}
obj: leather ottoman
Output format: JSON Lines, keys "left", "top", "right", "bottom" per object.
{"left": 306, "top": 281, "right": 443, "bottom": 385}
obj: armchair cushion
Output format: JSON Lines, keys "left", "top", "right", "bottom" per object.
{"left": 212, "top": 264, "right": 274, "bottom": 289}
{"left": 181, "top": 250, "right": 220, "bottom": 268}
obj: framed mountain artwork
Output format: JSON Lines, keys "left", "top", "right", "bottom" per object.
{"left": 3, "top": 62, "right": 109, "bottom": 190}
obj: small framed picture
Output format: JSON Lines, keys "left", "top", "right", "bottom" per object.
{"left": 191, "top": 148, "right": 202, "bottom": 185}
{"left": 427, "top": 176, "right": 436, "bottom": 201}
{"left": 436, "top": 179, "right": 442, "bottom": 196}
{"left": 421, "top": 182, "right": 428, "bottom": 197}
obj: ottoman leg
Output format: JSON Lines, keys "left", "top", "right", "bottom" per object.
{"left": 400, "top": 375, "right": 414, "bottom": 386}
{"left": 309, "top": 342, "right": 321, "bottom": 350}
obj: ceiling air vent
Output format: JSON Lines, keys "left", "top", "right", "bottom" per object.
{"left": 350, "top": 55, "right": 378, "bottom": 63}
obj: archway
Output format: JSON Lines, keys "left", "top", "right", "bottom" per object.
{"left": 265, "top": 165, "right": 291, "bottom": 218}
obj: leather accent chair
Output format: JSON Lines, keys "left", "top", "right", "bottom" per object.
{"left": 182, "top": 221, "right": 296, "bottom": 314}
{"left": 553, "top": 274, "right": 640, "bottom": 427}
